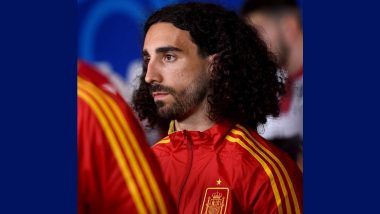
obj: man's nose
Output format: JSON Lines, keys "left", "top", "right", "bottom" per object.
{"left": 145, "top": 59, "right": 162, "bottom": 84}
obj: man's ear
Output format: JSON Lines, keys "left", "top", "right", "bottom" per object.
{"left": 206, "top": 54, "right": 218, "bottom": 75}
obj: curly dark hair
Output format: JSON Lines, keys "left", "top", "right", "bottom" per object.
{"left": 133, "top": 2, "right": 285, "bottom": 130}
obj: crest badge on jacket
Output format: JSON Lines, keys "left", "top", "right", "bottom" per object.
{"left": 201, "top": 187, "right": 229, "bottom": 214}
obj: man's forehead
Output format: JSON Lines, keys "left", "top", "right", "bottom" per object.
{"left": 144, "top": 22, "right": 194, "bottom": 51}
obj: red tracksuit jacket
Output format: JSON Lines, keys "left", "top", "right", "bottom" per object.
{"left": 77, "top": 60, "right": 175, "bottom": 214}
{"left": 153, "top": 120, "right": 303, "bottom": 214}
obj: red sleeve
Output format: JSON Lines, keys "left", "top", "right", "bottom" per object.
{"left": 229, "top": 125, "right": 303, "bottom": 214}
{"left": 77, "top": 61, "right": 175, "bottom": 214}
{"left": 248, "top": 136, "right": 303, "bottom": 214}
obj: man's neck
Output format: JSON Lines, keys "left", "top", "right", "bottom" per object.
{"left": 174, "top": 100, "right": 214, "bottom": 132}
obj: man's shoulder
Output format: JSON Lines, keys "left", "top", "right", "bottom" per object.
{"left": 78, "top": 60, "right": 127, "bottom": 103}
{"left": 224, "top": 124, "right": 299, "bottom": 171}
{"left": 223, "top": 124, "right": 302, "bottom": 199}
{"left": 152, "top": 136, "right": 171, "bottom": 148}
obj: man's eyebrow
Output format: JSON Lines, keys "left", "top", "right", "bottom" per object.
{"left": 143, "top": 46, "right": 183, "bottom": 56}
{"left": 156, "top": 46, "right": 183, "bottom": 53}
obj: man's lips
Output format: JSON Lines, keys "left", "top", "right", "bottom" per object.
{"left": 152, "top": 92, "right": 170, "bottom": 100}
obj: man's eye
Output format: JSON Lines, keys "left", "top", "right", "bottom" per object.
{"left": 143, "top": 57, "right": 150, "bottom": 64}
{"left": 164, "top": 55, "right": 176, "bottom": 62}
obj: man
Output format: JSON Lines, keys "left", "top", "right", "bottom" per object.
{"left": 241, "top": 0, "right": 304, "bottom": 171}
{"left": 77, "top": 60, "right": 174, "bottom": 214}
{"left": 133, "top": 2, "right": 302, "bottom": 214}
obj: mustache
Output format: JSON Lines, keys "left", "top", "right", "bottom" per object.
{"left": 149, "top": 84, "right": 176, "bottom": 95}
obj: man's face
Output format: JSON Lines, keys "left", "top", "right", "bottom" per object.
{"left": 248, "top": 12, "right": 288, "bottom": 66}
{"left": 143, "top": 22, "right": 212, "bottom": 121}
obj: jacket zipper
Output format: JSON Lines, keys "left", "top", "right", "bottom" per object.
{"left": 177, "top": 130, "right": 193, "bottom": 210}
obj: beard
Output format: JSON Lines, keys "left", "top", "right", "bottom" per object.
{"left": 150, "top": 72, "right": 209, "bottom": 121}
